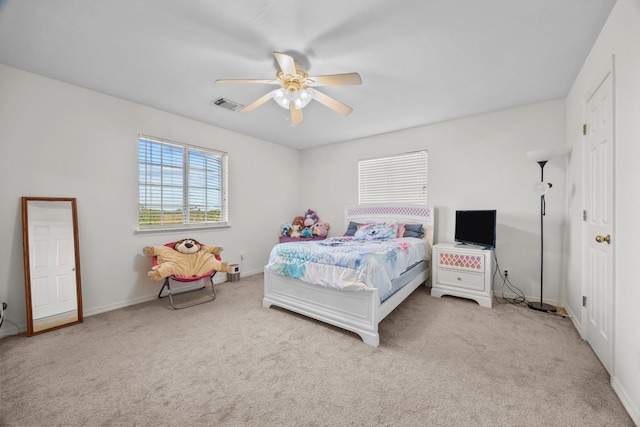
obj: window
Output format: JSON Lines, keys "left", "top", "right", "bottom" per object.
{"left": 358, "top": 150, "right": 428, "bottom": 204}
{"left": 138, "top": 135, "right": 228, "bottom": 229}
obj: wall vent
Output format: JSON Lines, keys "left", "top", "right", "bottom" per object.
{"left": 211, "top": 97, "right": 243, "bottom": 111}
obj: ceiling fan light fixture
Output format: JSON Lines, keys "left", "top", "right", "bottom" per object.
{"left": 218, "top": 51, "right": 361, "bottom": 122}
{"left": 272, "top": 88, "right": 289, "bottom": 109}
{"left": 285, "top": 89, "right": 298, "bottom": 101}
{"left": 294, "top": 89, "right": 314, "bottom": 110}
{"left": 272, "top": 88, "right": 314, "bottom": 110}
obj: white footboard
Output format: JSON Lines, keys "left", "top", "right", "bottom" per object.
{"left": 263, "top": 267, "right": 430, "bottom": 347}
{"left": 263, "top": 268, "right": 380, "bottom": 346}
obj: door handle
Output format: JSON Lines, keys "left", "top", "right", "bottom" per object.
{"left": 595, "top": 234, "right": 611, "bottom": 244}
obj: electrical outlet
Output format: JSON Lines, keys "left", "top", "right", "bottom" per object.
{"left": 503, "top": 269, "right": 510, "bottom": 278}
{"left": 2, "top": 302, "right": 6, "bottom": 310}
{"left": 240, "top": 252, "right": 244, "bottom": 261}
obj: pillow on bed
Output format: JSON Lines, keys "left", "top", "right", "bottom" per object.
{"left": 343, "top": 221, "right": 363, "bottom": 236}
{"left": 353, "top": 222, "right": 399, "bottom": 241}
{"left": 402, "top": 223, "right": 425, "bottom": 238}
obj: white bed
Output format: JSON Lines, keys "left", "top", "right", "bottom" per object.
{"left": 263, "top": 204, "right": 434, "bottom": 347}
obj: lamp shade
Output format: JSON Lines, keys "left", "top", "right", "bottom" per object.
{"left": 534, "top": 182, "right": 552, "bottom": 196}
{"left": 526, "top": 149, "right": 562, "bottom": 163}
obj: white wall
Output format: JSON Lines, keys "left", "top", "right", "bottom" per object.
{"left": 1, "top": 17, "right": 635, "bottom": 419}
{"left": 565, "top": 0, "right": 640, "bottom": 422}
{"left": 0, "top": 64, "right": 301, "bottom": 334}
{"left": 0, "top": 63, "right": 567, "bottom": 328}
{"left": 300, "top": 100, "right": 566, "bottom": 305}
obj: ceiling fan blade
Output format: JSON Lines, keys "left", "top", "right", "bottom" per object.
{"left": 273, "top": 51, "right": 297, "bottom": 76}
{"left": 308, "top": 72, "right": 362, "bottom": 86}
{"left": 216, "top": 78, "right": 279, "bottom": 84}
{"left": 290, "top": 104, "right": 304, "bottom": 126}
{"left": 312, "top": 90, "right": 353, "bottom": 116}
{"left": 239, "top": 92, "right": 273, "bottom": 114}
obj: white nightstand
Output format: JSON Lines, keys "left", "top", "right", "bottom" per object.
{"left": 431, "top": 243, "right": 494, "bottom": 308}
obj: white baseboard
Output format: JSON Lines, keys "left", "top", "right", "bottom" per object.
{"left": 491, "top": 289, "right": 561, "bottom": 310}
{"left": 612, "top": 375, "right": 640, "bottom": 426}
{"left": 83, "top": 293, "right": 159, "bottom": 317}
{"left": 235, "top": 268, "right": 262, "bottom": 277}
{"left": 1, "top": 270, "right": 265, "bottom": 337}
{"left": 84, "top": 273, "right": 235, "bottom": 317}
{"left": 0, "top": 320, "right": 25, "bottom": 337}
{"left": 564, "top": 304, "right": 584, "bottom": 338}
{"left": 85, "top": 269, "right": 263, "bottom": 317}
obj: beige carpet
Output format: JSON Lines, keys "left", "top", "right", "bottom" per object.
{"left": 0, "top": 274, "right": 633, "bottom": 426}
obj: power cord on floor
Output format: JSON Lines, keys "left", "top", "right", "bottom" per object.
{"left": 492, "top": 252, "right": 528, "bottom": 307}
{"left": 0, "top": 318, "right": 20, "bottom": 336}
{"left": 492, "top": 253, "right": 572, "bottom": 319}
{"left": 0, "top": 302, "right": 21, "bottom": 336}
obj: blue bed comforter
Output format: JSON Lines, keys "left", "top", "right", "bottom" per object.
{"left": 266, "top": 237, "right": 428, "bottom": 301}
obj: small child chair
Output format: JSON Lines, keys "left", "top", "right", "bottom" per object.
{"left": 153, "top": 242, "right": 221, "bottom": 310}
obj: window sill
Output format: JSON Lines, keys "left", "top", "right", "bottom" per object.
{"left": 135, "top": 223, "right": 231, "bottom": 236}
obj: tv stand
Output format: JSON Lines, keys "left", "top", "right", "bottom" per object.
{"left": 431, "top": 243, "right": 493, "bottom": 308}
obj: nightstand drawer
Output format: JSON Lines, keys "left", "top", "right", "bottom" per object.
{"left": 436, "top": 269, "right": 485, "bottom": 291}
{"left": 437, "top": 252, "right": 485, "bottom": 272}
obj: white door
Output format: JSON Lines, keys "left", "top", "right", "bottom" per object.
{"left": 584, "top": 70, "right": 614, "bottom": 374}
{"left": 29, "top": 220, "right": 78, "bottom": 319}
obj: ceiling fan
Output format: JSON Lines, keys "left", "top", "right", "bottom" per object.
{"left": 216, "top": 51, "right": 362, "bottom": 126}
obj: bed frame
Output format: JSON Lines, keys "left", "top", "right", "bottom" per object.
{"left": 263, "top": 204, "right": 434, "bottom": 347}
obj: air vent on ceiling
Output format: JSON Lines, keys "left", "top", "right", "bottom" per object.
{"left": 212, "top": 97, "right": 243, "bottom": 112}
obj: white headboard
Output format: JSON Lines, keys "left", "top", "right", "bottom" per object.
{"left": 344, "top": 204, "right": 435, "bottom": 247}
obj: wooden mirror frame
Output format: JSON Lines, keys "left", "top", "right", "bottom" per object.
{"left": 21, "top": 197, "right": 83, "bottom": 336}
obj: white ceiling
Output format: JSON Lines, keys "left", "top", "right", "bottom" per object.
{"left": 0, "top": 0, "right": 616, "bottom": 150}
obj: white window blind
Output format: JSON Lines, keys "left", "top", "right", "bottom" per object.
{"left": 138, "top": 135, "right": 228, "bottom": 228}
{"left": 358, "top": 151, "right": 428, "bottom": 204}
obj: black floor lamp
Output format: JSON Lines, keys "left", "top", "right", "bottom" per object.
{"left": 527, "top": 151, "right": 557, "bottom": 313}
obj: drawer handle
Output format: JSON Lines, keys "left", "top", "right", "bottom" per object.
{"left": 457, "top": 277, "right": 462, "bottom": 281}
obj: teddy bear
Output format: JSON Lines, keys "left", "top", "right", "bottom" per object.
{"left": 292, "top": 216, "right": 305, "bottom": 228}
{"left": 143, "top": 238, "right": 228, "bottom": 281}
{"left": 312, "top": 221, "right": 331, "bottom": 238}
{"left": 287, "top": 224, "right": 303, "bottom": 238}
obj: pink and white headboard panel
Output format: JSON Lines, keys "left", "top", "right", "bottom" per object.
{"left": 344, "top": 204, "right": 434, "bottom": 245}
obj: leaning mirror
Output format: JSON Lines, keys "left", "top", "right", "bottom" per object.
{"left": 21, "top": 197, "right": 83, "bottom": 336}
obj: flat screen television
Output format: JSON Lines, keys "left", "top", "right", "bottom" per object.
{"left": 454, "top": 210, "right": 497, "bottom": 249}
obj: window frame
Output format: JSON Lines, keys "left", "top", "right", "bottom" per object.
{"left": 137, "top": 135, "right": 228, "bottom": 232}
{"left": 358, "top": 150, "right": 428, "bottom": 205}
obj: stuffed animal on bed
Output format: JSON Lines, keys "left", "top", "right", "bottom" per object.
{"left": 303, "top": 209, "right": 319, "bottom": 227}
{"left": 281, "top": 223, "right": 292, "bottom": 237}
{"left": 142, "top": 238, "right": 228, "bottom": 281}
{"left": 312, "top": 221, "right": 331, "bottom": 238}
{"left": 292, "top": 216, "right": 305, "bottom": 228}
{"left": 287, "top": 224, "right": 303, "bottom": 238}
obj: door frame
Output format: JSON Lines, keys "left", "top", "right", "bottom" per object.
{"left": 581, "top": 55, "right": 616, "bottom": 374}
